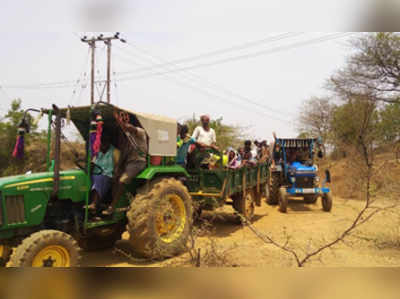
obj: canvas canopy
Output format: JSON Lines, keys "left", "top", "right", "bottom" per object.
{"left": 134, "top": 110, "right": 177, "bottom": 156}
{"left": 57, "top": 103, "right": 178, "bottom": 157}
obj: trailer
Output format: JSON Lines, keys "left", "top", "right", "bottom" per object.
{"left": 185, "top": 148, "right": 270, "bottom": 221}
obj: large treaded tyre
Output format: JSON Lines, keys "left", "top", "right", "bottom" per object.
{"left": 77, "top": 223, "right": 125, "bottom": 251}
{"left": 7, "top": 230, "right": 81, "bottom": 267}
{"left": 267, "top": 172, "right": 280, "bottom": 205}
{"left": 232, "top": 189, "right": 255, "bottom": 223}
{"left": 0, "top": 245, "right": 12, "bottom": 267}
{"left": 322, "top": 193, "right": 333, "bottom": 212}
{"left": 127, "top": 178, "right": 193, "bottom": 260}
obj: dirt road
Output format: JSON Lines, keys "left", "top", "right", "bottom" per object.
{"left": 81, "top": 197, "right": 400, "bottom": 267}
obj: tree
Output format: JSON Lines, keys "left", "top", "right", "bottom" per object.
{"left": 0, "top": 99, "right": 44, "bottom": 176}
{"left": 329, "top": 32, "right": 400, "bottom": 104}
{"left": 297, "top": 96, "right": 335, "bottom": 154}
{"left": 329, "top": 96, "right": 380, "bottom": 157}
{"left": 0, "top": 99, "right": 25, "bottom": 173}
{"left": 378, "top": 102, "right": 400, "bottom": 143}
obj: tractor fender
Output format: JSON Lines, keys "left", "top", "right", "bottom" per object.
{"left": 136, "top": 165, "right": 190, "bottom": 180}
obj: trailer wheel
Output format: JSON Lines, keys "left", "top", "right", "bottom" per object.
{"left": 254, "top": 186, "right": 262, "bottom": 207}
{"left": 278, "top": 188, "right": 288, "bottom": 213}
{"left": 0, "top": 245, "right": 12, "bottom": 267}
{"left": 267, "top": 172, "right": 280, "bottom": 205}
{"left": 77, "top": 223, "right": 125, "bottom": 251}
{"left": 322, "top": 193, "right": 333, "bottom": 212}
{"left": 304, "top": 195, "right": 318, "bottom": 204}
{"left": 127, "top": 178, "right": 193, "bottom": 259}
{"left": 8, "top": 230, "right": 81, "bottom": 267}
{"left": 263, "top": 181, "right": 270, "bottom": 199}
{"left": 232, "top": 189, "right": 255, "bottom": 223}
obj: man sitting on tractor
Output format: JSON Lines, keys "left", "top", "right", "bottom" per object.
{"left": 102, "top": 119, "right": 148, "bottom": 216}
{"left": 192, "top": 115, "right": 218, "bottom": 150}
{"left": 88, "top": 135, "right": 120, "bottom": 213}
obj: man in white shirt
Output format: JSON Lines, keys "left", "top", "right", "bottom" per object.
{"left": 192, "top": 115, "right": 218, "bottom": 150}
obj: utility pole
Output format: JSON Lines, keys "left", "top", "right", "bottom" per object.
{"left": 106, "top": 39, "right": 112, "bottom": 104}
{"left": 90, "top": 40, "right": 95, "bottom": 105}
{"left": 81, "top": 33, "right": 126, "bottom": 104}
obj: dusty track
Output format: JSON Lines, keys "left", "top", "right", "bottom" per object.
{"left": 81, "top": 197, "right": 400, "bottom": 267}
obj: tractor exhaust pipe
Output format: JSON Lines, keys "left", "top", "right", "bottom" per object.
{"left": 52, "top": 104, "right": 61, "bottom": 198}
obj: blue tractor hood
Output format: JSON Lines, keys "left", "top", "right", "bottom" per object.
{"left": 289, "top": 162, "right": 316, "bottom": 177}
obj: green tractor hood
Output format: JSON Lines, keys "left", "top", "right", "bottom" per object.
{"left": 0, "top": 170, "right": 86, "bottom": 192}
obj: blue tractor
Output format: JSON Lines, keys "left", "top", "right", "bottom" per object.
{"left": 266, "top": 135, "right": 332, "bottom": 213}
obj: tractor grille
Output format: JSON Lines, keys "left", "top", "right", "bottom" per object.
{"left": 4, "top": 195, "right": 26, "bottom": 224}
{"left": 0, "top": 192, "right": 3, "bottom": 226}
{"left": 296, "top": 176, "right": 315, "bottom": 188}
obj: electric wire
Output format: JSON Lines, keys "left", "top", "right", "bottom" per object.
{"left": 113, "top": 45, "right": 290, "bottom": 123}
{"left": 117, "top": 32, "right": 304, "bottom": 75}
{"left": 117, "top": 33, "right": 354, "bottom": 81}
{"left": 0, "top": 33, "right": 301, "bottom": 90}
{"left": 115, "top": 42, "right": 294, "bottom": 117}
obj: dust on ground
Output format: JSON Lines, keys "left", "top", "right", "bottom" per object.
{"left": 81, "top": 196, "right": 400, "bottom": 267}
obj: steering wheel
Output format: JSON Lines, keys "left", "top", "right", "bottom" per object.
{"left": 74, "top": 159, "right": 104, "bottom": 175}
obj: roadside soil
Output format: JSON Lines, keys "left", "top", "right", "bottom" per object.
{"left": 81, "top": 196, "right": 400, "bottom": 267}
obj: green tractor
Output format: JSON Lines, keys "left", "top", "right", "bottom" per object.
{"left": 0, "top": 103, "right": 193, "bottom": 267}
{"left": 0, "top": 102, "right": 270, "bottom": 267}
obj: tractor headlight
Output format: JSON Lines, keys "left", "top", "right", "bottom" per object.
{"left": 290, "top": 177, "right": 296, "bottom": 183}
{"left": 315, "top": 176, "right": 320, "bottom": 183}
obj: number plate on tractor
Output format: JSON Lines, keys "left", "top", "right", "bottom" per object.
{"left": 302, "top": 188, "right": 315, "bottom": 194}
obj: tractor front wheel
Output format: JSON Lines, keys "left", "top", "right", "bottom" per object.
{"left": 127, "top": 178, "right": 193, "bottom": 260}
{"left": 278, "top": 188, "right": 288, "bottom": 213}
{"left": 322, "top": 193, "right": 333, "bottom": 212}
{"left": 8, "top": 230, "right": 81, "bottom": 267}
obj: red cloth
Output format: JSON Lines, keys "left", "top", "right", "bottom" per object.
{"left": 93, "top": 116, "right": 103, "bottom": 156}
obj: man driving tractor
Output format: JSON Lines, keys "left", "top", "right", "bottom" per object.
{"left": 88, "top": 134, "right": 120, "bottom": 213}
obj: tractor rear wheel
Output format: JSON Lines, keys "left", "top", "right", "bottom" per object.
{"left": 77, "top": 223, "right": 125, "bottom": 251}
{"left": 322, "top": 193, "right": 333, "bottom": 212}
{"left": 232, "top": 189, "right": 255, "bottom": 222}
{"left": 304, "top": 195, "right": 318, "bottom": 204}
{"left": 127, "top": 178, "right": 193, "bottom": 260}
{"left": 267, "top": 172, "right": 280, "bottom": 205}
{"left": 8, "top": 230, "right": 81, "bottom": 267}
{"left": 0, "top": 245, "right": 12, "bottom": 267}
{"left": 278, "top": 188, "right": 288, "bottom": 213}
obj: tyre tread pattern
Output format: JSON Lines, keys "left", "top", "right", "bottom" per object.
{"left": 126, "top": 178, "right": 193, "bottom": 260}
{"left": 7, "top": 230, "right": 81, "bottom": 267}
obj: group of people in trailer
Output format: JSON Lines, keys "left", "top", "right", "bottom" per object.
{"left": 88, "top": 114, "right": 270, "bottom": 216}
{"left": 176, "top": 115, "right": 270, "bottom": 170}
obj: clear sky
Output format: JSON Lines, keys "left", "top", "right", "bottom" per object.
{"left": 1, "top": 0, "right": 396, "bottom": 143}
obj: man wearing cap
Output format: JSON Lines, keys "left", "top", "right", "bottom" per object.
{"left": 192, "top": 115, "right": 218, "bottom": 150}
